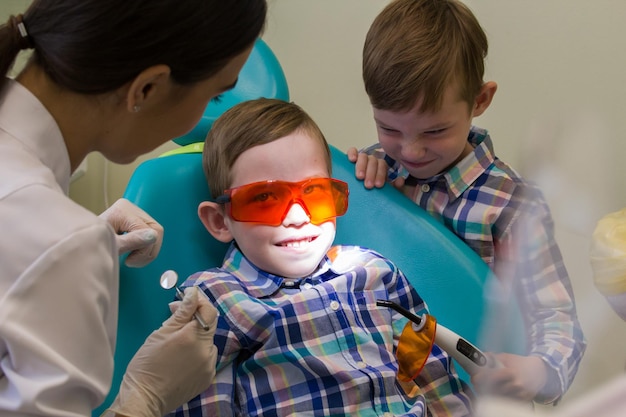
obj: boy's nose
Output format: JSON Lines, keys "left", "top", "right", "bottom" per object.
{"left": 281, "top": 202, "right": 310, "bottom": 226}
{"left": 403, "top": 138, "right": 427, "bottom": 159}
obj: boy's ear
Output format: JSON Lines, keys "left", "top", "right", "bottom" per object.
{"left": 198, "top": 201, "right": 234, "bottom": 243}
{"left": 471, "top": 81, "right": 498, "bottom": 118}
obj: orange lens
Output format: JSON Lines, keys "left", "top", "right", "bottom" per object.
{"left": 396, "top": 314, "right": 437, "bottom": 382}
{"left": 218, "top": 178, "right": 349, "bottom": 226}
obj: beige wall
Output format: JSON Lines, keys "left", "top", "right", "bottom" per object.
{"left": 3, "top": 0, "right": 626, "bottom": 409}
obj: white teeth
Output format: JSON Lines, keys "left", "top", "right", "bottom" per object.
{"left": 282, "top": 237, "right": 313, "bottom": 248}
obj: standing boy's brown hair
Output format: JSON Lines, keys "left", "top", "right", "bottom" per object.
{"left": 363, "top": 0, "right": 488, "bottom": 113}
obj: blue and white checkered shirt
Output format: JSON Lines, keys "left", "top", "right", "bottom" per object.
{"left": 172, "top": 244, "right": 474, "bottom": 417}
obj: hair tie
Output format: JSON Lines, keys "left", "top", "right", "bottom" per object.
{"left": 10, "top": 14, "right": 33, "bottom": 50}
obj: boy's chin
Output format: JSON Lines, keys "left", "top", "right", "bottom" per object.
{"left": 277, "top": 261, "right": 323, "bottom": 279}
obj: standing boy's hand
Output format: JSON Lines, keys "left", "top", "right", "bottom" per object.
{"left": 347, "top": 147, "right": 399, "bottom": 190}
{"left": 471, "top": 353, "right": 548, "bottom": 402}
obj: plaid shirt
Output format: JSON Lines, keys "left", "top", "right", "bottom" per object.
{"left": 173, "top": 244, "right": 474, "bottom": 417}
{"left": 363, "top": 126, "right": 586, "bottom": 402}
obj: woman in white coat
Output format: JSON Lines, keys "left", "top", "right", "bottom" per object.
{"left": 0, "top": 1, "right": 266, "bottom": 416}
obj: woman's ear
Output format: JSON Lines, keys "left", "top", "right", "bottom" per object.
{"left": 126, "top": 64, "right": 171, "bottom": 113}
{"left": 472, "top": 81, "right": 497, "bottom": 118}
{"left": 198, "top": 201, "right": 233, "bottom": 243}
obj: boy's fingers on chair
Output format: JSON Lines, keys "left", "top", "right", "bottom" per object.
{"left": 354, "top": 152, "right": 372, "bottom": 181}
{"left": 392, "top": 176, "right": 405, "bottom": 190}
{"left": 362, "top": 154, "right": 385, "bottom": 188}
{"left": 346, "top": 147, "right": 359, "bottom": 162}
{"left": 374, "top": 158, "right": 388, "bottom": 188}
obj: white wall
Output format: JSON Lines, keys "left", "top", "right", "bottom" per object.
{"left": 3, "top": 0, "right": 626, "bottom": 409}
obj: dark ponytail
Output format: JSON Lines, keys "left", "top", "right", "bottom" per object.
{"left": 1, "top": 0, "right": 266, "bottom": 94}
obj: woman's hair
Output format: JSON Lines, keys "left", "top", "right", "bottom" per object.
{"left": 363, "top": 0, "right": 487, "bottom": 113}
{"left": 203, "top": 98, "right": 332, "bottom": 198}
{"left": 0, "top": 0, "right": 266, "bottom": 93}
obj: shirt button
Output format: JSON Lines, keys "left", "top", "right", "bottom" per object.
{"left": 421, "top": 184, "right": 430, "bottom": 193}
{"left": 383, "top": 413, "right": 394, "bottom": 417}
{"left": 329, "top": 300, "right": 340, "bottom": 311}
{"left": 356, "top": 361, "right": 367, "bottom": 369}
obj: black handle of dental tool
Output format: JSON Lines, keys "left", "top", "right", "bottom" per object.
{"left": 376, "top": 299, "right": 499, "bottom": 375}
{"left": 376, "top": 299, "right": 423, "bottom": 324}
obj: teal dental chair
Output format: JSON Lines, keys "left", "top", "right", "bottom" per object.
{"left": 93, "top": 39, "right": 522, "bottom": 415}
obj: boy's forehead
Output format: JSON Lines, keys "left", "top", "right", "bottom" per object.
{"left": 230, "top": 132, "right": 331, "bottom": 186}
{"left": 376, "top": 82, "right": 467, "bottom": 116}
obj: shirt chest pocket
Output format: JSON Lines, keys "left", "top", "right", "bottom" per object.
{"left": 339, "top": 290, "right": 393, "bottom": 336}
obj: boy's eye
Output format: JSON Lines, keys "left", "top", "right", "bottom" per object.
{"left": 303, "top": 183, "right": 328, "bottom": 195}
{"left": 251, "top": 192, "right": 277, "bottom": 202}
{"left": 378, "top": 125, "right": 399, "bottom": 134}
{"left": 424, "top": 128, "right": 447, "bottom": 135}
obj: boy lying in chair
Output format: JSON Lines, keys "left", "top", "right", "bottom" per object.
{"left": 170, "top": 98, "right": 474, "bottom": 417}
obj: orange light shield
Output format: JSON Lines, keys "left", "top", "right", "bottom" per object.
{"left": 396, "top": 313, "right": 437, "bottom": 382}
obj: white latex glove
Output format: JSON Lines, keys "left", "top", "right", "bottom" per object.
{"left": 470, "top": 353, "right": 549, "bottom": 402}
{"left": 106, "top": 287, "right": 218, "bottom": 417}
{"left": 99, "top": 198, "right": 164, "bottom": 267}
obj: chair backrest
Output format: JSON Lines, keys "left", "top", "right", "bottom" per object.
{"left": 173, "top": 38, "right": 289, "bottom": 146}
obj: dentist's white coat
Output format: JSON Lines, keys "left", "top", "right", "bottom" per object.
{"left": 0, "top": 79, "right": 118, "bottom": 416}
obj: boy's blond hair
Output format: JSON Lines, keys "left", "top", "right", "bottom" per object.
{"left": 363, "top": 0, "right": 488, "bottom": 113}
{"left": 202, "top": 98, "right": 332, "bottom": 198}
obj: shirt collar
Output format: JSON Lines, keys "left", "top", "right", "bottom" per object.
{"left": 406, "top": 127, "right": 496, "bottom": 201}
{"left": 220, "top": 243, "right": 341, "bottom": 298}
{"left": 444, "top": 127, "right": 496, "bottom": 198}
{"left": 0, "top": 78, "right": 71, "bottom": 194}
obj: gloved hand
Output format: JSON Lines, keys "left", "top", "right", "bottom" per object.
{"left": 106, "top": 287, "right": 218, "bottom": 417}
{"left": 99, "top": 198, "right": 164, "bottom": 267}
{"left": 471, "top": 353, "right": 550, "bottom": 403}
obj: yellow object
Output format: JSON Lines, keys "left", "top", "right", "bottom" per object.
{"left": 396, "top": 314, "right": 437, "bottom": 382}
{"left": 160, "top": 142, "right": 204, "bottom": 157}
{"left": 590, "top": 208, "right": 626, "bottom": 295}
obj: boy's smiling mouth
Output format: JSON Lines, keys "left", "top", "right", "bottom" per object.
{"left": 402, "top": 158, "right": 435, "bottom": 169}
{"left": 276, "top": 236, "right": 318, "bottom": 248}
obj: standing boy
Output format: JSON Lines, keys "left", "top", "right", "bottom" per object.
{"left": 348, "top": 0, "right": 585, "bottom": 404}
{"left": 173, "top": 98, "right": 474, "bottom": 416}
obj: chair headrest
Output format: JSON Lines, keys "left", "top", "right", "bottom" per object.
{"left": 174, "top": 38, "right": 290, "bottom": 146}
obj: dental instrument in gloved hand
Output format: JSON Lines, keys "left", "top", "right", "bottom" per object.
{"left": 103, "top": 287, "right": 218, "bottom": 417}
{"left": 160, "top": 270, "right": 212, "bottom": 330}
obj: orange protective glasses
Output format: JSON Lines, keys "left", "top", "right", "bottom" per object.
{"left": 216, "top": 178, "right": 349, "bottom": 226}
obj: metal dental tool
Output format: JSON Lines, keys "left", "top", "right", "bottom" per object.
{"left": 160, "top": 270, "right": 211, "bottom": 330}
